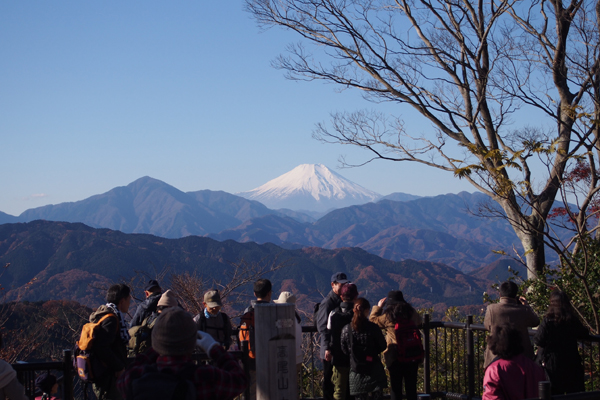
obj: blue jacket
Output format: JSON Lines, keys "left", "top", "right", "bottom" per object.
{"left": 130, "top": 292, "right": 162, "bottom": 328}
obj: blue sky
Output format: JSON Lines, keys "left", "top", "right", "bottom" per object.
{"left": 0, "top": 1, "right": 476, "bottom": 216}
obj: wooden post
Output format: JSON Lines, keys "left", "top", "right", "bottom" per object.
{"left": 255, "top": 303, "right": 298, "bottom": 400}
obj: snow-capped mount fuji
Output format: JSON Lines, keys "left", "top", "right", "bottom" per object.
{"left": 237, "top": 164, "right": 382, "bottom": 212}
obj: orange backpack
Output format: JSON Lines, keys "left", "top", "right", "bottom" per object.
{"left": 238, "top": 308, "right": 255, "bottom": 359}
{"left": 74, "top": 313, "right": 117, "bottom": 382}
{"left": 78, "top": 314, "right": 116, "bottom": 350}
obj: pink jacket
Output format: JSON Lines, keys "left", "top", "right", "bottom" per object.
{"left": 483, "top": 354, "right": 546, "bottom": 400}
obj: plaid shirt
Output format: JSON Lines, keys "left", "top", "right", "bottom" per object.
{"left": 117, "top": 346, "right": 248, "bottom": 400}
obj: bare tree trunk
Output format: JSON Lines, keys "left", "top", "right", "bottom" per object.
{"left": 501, "top": 201, "right": 548, "bottom": 280}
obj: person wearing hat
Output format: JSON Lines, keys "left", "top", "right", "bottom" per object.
{"left": 130, "top": 279, "right": 162, "bottom": 328}
{"left": 326, "top": 283, "right": 358, "bottom": 400}
{"left": 117, "top": 307, "right": 248, "bottom": 400}
{"left": 128, "top": 289, "right": 180, "bottom": 356}
{"left": 34, "top": 373, "right": 59, "bottom": 400}
{"left": 274, "top": 291, "right": 302, "bottom": 376}
{"left": 238, "top": 279, "right": 272, "bottom": 400}
{"left": 193, "top": 289, "right": 232, "bottom": 350}
{"left": 370, "top": 290, "right": 422, "bottom": 400}
{"left": 316, "top": 272, "right": 350, "bottom": 400}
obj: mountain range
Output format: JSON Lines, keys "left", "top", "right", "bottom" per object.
{"left": 0, "top": 220, "right": 507, "bottom": 315}
{"left": 2, "top": 165, "right": 526, "bottom": 272}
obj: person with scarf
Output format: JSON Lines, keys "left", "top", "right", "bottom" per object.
{"left": 194, "top": 289, "right": 232, "bottom": 350}
{"left": 90, "top": 283, "right": 132, "bottom": 400}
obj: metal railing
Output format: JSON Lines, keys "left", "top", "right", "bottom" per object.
{"left": 11, "top": 342, "right": 250, "bottom": 400}
{"left": 11, "top": 316, "right": 600, "bottom": 400}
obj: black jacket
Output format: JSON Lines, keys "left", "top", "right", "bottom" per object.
{"left": 317, "top": 290, "right": 342, "bottom": 359}
{"left": 534, "top": 316, "right": 588, "bottom": 394}
{"left": 89, "top": 306, "right": 127, "bottom": 374}
{"left": 326, "top": 302, "right": 354, "bottom": 367}
{"left": 129, "top": 292, "right": 162, "bottom": 328}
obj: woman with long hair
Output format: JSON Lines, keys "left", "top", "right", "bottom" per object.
{"left": 483, "top": 324, "right": 546, "bottom": 399}
{"left": 534, "top": 290, "right": 588, "bottom": 395}
{"left": 340, "top": 298, "right": 387, "bottom": 400}
{"left": 370, "top": 290, "right": 422, "bottom": 400}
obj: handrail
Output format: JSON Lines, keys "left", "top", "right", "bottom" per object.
{"left": 12, "top": 318, "right": 600, "bottom": 400}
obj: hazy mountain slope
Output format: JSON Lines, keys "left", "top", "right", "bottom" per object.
{"left": 208, "top": 214, "right": 314, "bottom": 246}
{"left": 19, "top": 177, "right": 243, "bottom": 237}
{"left": 353, "top": 226, "right": 501, "bottom": 272}
{"left": 379, "top": 193, "right": 422, "bottom": 202}
{"left": 212, "top": 192, "right": 520, "bottom": 271}
{"left": 0, "top": 211, "right": 19, "bottom": 224}
{"left": 0, "top": 220, "right": 490, "bottom": 310}
{"left": 237, "top": 164, "right": 381, "bottom": 212}
{"left": 186, "top": 189, "right": 274, "bottom": 221}
{"left": 468, "top": 259, "right": 527, "bottom": 283}
{"left": 313, "top": 193, "right": 518, "bottom": 249}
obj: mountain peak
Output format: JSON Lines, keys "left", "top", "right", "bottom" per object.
{"left": 237, "top": 164, "right": 381, "bottom": 212}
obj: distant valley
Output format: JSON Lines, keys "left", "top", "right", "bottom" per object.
{"left": 0, "top": 220, "right": 521, "bottom": 315}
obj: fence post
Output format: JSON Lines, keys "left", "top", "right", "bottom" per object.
{"left": 310, "top": 331, "right": 315, "bottom": 398}
{"left": 466, "top": 315, "right": 474, "bottom": 400}
{"left": 423, "top": 313, "right": 431, "bottom": 394}
{"left": 63, "top": 349, "right": 73, "bottom": 400}
{"left": 241, "top": 340, "right": 251, "bottom": 400}
{"left": 538, "top": 381, "right": 551, "bottom": 399}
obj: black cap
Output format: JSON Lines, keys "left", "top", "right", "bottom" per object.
{"left": 35, "top": 373, "right": 56, "bottom": 394}
{"left": 387, "top": 290, "right": 405, "bottom": 305}
{"left": 330, "top": 272, "right": 349, "bottom": 284}
{"left": 145, "top": 279, "right": 161, "bottom": 292}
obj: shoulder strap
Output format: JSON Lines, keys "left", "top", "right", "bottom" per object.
{"left": 97, "top": 313, "right": 117, "bottom": 324}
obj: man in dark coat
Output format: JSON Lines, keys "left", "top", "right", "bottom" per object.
{"left": 239, "top": 279, "right": 272, "bottom": 400}
{"left": 483, "top": 281, "right": 540, "bottom": 368}
{"left": 317, "top": 272, "right": 349, "bottom": 400}
{"left": 326, "top": 283, "right": 358, "bottom": 400}
{"left": 129, "top": 279, "right": 162, "bottom": 328}
{"left": 91, "top": 283, "right": 131, "bottom": 400}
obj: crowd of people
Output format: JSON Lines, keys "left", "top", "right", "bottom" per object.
{"left": 0, "top": 274, "right": 593, "bottom": 400}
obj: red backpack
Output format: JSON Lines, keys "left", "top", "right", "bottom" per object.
{"left": 394, "top": 317, "right": 424, "bottom": 363}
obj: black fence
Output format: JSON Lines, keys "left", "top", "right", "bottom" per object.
{"left": 11, "top": 316, "right": 600, "bottom": 400}
{"left": 11, "top": 342, "right": 251, "bottom": 400}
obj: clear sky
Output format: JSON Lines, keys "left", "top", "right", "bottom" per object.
{"left": 0, "top": 1, "right": 476, "bottom": 216}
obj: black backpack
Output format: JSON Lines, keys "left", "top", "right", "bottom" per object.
{"left": 197, "top": 312, "right": 231, "bottom": 349}
{"left": 349, "top": 326, "right": 376, "bottom": 375}
{"left": 131, "top": 363, "right": 196, "bottom": 400}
